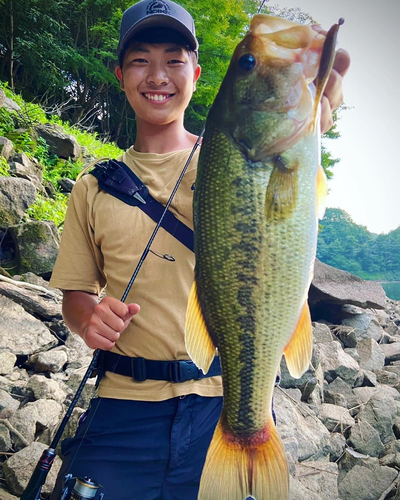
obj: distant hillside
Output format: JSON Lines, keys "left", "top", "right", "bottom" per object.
{"left": 317, "top": 208, "right": 400, "bottom": 281}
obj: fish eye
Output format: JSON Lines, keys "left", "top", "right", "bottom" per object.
{"left": 238, "top": 53, "right": 256, "bottom": 72}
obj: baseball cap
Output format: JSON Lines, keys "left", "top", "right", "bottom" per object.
{"left": 117, "top": 0, "right": 198, "bottom": 58}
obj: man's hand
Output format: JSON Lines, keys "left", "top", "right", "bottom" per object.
{"left": 82, "top": 296, "right": 140, "bottom": 350}
{"left": 62, "top": 291, "right": 140, "bottom": 350}
{"left": 320, "top": 48, "right": 351, "bottom": 134}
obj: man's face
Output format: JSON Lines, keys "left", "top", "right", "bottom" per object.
{"left": 116, "top": 42, "right": 201, "bottom": 127}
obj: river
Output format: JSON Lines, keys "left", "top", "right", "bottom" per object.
{"left": 380, "top": 282, "right": 400, "bottom": 301}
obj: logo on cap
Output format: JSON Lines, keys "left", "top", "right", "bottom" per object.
{"left": 146, "top": 0, "right": 171, "bottom": 15}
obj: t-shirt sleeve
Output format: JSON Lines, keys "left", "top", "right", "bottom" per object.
{"left": 49, "top": 177, "right": 106, "bottom": 294}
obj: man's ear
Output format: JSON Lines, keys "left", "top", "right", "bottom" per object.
{"left": 115, "top": 66, "right": 125, "bottom": 90}
{"left": 193, "top": 64, "right": 201, "bottom": 91}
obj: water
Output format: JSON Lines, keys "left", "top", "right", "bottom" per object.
{"left": 380, "top": 282, "right": 400, "bottom": 301}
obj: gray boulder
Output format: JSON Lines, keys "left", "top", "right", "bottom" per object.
{"left": 348, "top": 420, "right": 385, "bottom": 457}
{"left": 338, "top": 463, "right": 398, "bottom": 500}
{"left": 337, "top": 306, "right": 383, "bottom": 347}
{"left": 324, "top": 377, "right": 359, "bottom": 412}
{"left": 313, "top": 322, "right": 334, "bottom": 344}
{"left": 35, "top": 124, "right": 81, "bottom": 160}
{"left": 316, "top": 340, "right": 360, "bottom": 385}
{"left": 0, "top": 423, "right": 12, "bottom": 452}
{"left": 9, "top": 220, "right": 60, "bottom": 275}
{"left": 3, "top": 442, "right": 62, "bottom": 496}
{"left": 0, "top": 296, "right": 57, "bottom": 355}
{"left": 380, "top": 342, "right": 400, "bottom": 363}
{"left": 0, "top": 137, "right": 14, "bottom": 160}
{"left": 28, "top": 348, "right": 68, "bottom": 373}
{"left": 290, "top": 461, "right": 339, "bottom": 500}
{"left": 26, "top": 374, "right": 67, "bottom": 403}
{"left": 0, "top": 177, "right": 36, "bottom": 227}
{"left": 357, "top": 338, "right": 385, "bottom": 371}
{"left": 8, "top": 152, "right": 43, "bottom": 192}
{"left": 318, "top": 403, "right": 355, "bottom": 433}
{"left": 309, "top": 259, "right": 386, "bottom": 311}
{"left": 0, "top": 352, "right": 17, "bottom": 376}
{"left": 3, "top": 97, "right": 21, "bottom": 113}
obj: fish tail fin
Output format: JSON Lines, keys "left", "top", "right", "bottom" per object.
{"left": 284, "top": 301, "right": 313, "bottom": 378}
{"left": 199, "top": 417, "right": 289, "bottom": 500}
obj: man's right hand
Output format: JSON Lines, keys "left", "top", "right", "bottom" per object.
{"left": 62, "top": 291, "right": 140, "bottom": 350}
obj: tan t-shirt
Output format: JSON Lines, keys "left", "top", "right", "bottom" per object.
{"left": 50, "top": 146, "right": 222, "bottom": 401}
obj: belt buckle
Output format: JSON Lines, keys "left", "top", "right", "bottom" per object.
{"left": 131, "top": 357, "right": 146, "bottom": 382}
{"left": 169, "top": 361, "right": 200, "bottom": 383}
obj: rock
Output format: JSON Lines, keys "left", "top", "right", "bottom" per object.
{"left": 337, "top": 306, "right": 383, "bottom": 347}
{"left": 357, "top": 338, "right": 385, "bottom": 371}
{"left": 0, "top": 137, "right": 14, "bottom": 160}
{"left": 0, "top": 296, "right": 57, "bottom": 355}
{"left": 338, "top": 463, "right": 398, "bottom": 500}
{"left": 0, "top": 389, "right": 20, "bottom": 415}
{"left": 64, "top": 333, "right": 94, "bottom": 365}
{"left": 291, "top": 461, "right": 339, "bottom": 500}
{"left": 380, "top": 342, "right": 400, "bottom": 363}
{"left": 0, "top": 487, "right": 19, "bottom": 500}
{"left": 28, "top": 348, "right": 68, "bottom": 373}
{"left": 0, "top": 352, "right": 17, "bottom": 376}
{"left": 348, "top": 420, "right": 385, "bottom": 457}
{"left": 3, "top": 442, "right": 62, "bottom": 496}
{"left": 275, "top": 388, "right": 332, "bottom": 463}
{"left": 313, "top": 322, "right": 334, "bottom": 344}
{"left": 344, "top": 348, "right": 360, "bottom": 363}
{"left": 328, "top": 432, "right": 346, "bottom": 461}
{"left": 0, "top": 282, "right": 62, "bottom": 320}
{"left": 8, "top": 152, "right": 43, "bottom": 192}
{"left": 357, "top": 390, "right": 399, "bottom": 444}
{"left": 0, "top": 423, "right": 12, "bottom": 451}
{"left": 9, "top": 220, "right": 60, "bottom": 276}
{"left": 375, "top": 369, "right": 400, "bottom": 387}
{"left": 26, "top": 374, "right": 67, "bottom": 403}
{"left": 309, "top": 259, "right": 387, "bottom": 314}
{"left": 324, "top": 377, "right": 359, "bottom": 412}
{"left": 35, "top": 124, "right": 81, "bottom": 160}
{"left": 318, "top": 403, "right": 355, "bottom": 433}
{"left": 58, "top": 177, "right": 76, "bottom": 193}
{"left": 316, "top": 341, "right": 360, "bottom": 385}
{"left": 3, "top": 97, "right": 21, "bottom": 113}
{"left": 67, "top": 367, "right": 97, "bottom": 408}
{"left": 0, "top": 177, "right": 36, "bottom": 227}
{"left": 0, "top": 88, "right": 5, "bottom": 107}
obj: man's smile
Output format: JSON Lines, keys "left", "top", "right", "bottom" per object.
{"left": 143, "top": 92, "right": 174, "bottom": 102}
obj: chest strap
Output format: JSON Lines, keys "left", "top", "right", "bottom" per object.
{"left": 97, "top": 351, "right": 221, "bottom": 383}
{"left": 89, "top": 159, "right": 194, "bottom": 252}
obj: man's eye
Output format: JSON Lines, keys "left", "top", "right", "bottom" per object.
{"left": 132, "top": 58, "right": 148, "bottom": 64}
{"left": 168, "top": 59, "right": 184, "bottom": 64}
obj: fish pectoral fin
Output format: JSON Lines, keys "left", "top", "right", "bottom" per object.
{"left": 283, "top": 301, "right": 313, "bottom": 378}
{"left": 265, "top": 156, "right": 299, "bottom": 221}
{"left": 317, "top": 164, "right": 328, "bottom": 219}
{"left": 184, "top": 280, "right": 217, "bottom": 374}
{"left": 198, "top": 416, "right": 289, "bottom": 500}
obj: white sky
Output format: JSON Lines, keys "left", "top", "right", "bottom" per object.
{"left": 269, "top": 0, "right": 400, "bottom": 234}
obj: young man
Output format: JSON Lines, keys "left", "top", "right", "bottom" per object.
{"left": 49, "top": 1, "right": 350, "bottom": 498}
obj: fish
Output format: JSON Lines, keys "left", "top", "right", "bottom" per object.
{"left": 184, "top": 14, "right": 343, "bottom": 500}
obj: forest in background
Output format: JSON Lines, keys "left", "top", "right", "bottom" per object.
{"left": 318, "top": 208, "right": 400, "bottom": 281}
{"left": 0, "top": 0, "right": 340, "bottom": 172}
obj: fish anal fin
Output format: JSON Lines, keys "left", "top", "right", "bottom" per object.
{"left": 265, "top": 157, "right": 299, "bottom": 222}
{"left": 184, "top": 280, "right": 216, "bottom": 374}
{"left": 284, "top": 301, "right": 313, "bottom": 378}
{"left": 317, "top": 164, "right": 328, "bottom": 219}
{"left": 198, "top": 417, "right": 289, "bottom": 500}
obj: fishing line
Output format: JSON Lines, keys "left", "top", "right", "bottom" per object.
{"left": 257, "top": 0, "right": 269, "bottom": 14}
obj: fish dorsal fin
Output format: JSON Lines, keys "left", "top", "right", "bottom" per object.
{"left": 185, "top": 280, "right": 217, "bottom": 374}
{"left": 311, "top": 18, "right": 345, "bottom": 131}
{"left": 317, "top": 164, "right": 328, "bottom": 219}
{"left": 283, "top": 301, "right": 313, "bottom": 378}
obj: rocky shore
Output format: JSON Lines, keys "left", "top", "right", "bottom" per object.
{"left": 1, "top": 93, "right": 400, "bottom": 500}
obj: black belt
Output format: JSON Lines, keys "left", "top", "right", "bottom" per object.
{"left": 97, "top": 351, "right": 221, "bottom": 383}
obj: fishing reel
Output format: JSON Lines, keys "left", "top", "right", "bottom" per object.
{"left": 61, "top": 475, "right": 104, "bottom": 500}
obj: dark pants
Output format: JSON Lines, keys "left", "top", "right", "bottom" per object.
{"left": 51, "top": 395, "right": 223, "bottom": 500}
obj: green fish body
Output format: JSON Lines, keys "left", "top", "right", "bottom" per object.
{"left": 185, "top": 14, "right": 340, "bottom": 500}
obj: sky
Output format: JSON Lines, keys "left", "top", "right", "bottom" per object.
{"left": 268, "top": 0, "right": 400, "bottom": 234}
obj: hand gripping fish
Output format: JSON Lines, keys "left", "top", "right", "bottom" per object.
{"left": 185, "top": 14, "right": 343, "bottom": 500}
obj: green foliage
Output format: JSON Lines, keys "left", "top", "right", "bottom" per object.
{"left": 26, "top": 193, "right": 69, "bottom": 227}
{"left": 318, "top": 208, "right": 400, "bottom": 280}
{"left": 0, "top": 156, "right": 10, "bottom": 176}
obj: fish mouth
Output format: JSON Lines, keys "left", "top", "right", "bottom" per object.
{"left": 142, "top": 92, "right": 174, "bottom": 102}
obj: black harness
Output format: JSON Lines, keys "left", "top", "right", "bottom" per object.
{"left": 89, "top": 159, "right": 221, "bottom": 383}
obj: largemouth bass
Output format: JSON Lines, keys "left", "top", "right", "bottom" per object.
{"left": 185, "top": 14, "right": 342, "bottom": 500}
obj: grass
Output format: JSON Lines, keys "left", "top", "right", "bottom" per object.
{"left": 0, "top": 81, "right": 124, "bottom": 227}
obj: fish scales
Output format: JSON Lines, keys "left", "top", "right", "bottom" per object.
{"left": 184, "top": 13, "right": 341, "bottom": 500}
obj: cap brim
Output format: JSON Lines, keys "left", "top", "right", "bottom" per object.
{"left": 117, "top": 14, "right": 198, "bottom": 57}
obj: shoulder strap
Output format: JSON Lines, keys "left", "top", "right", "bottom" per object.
{"left": 90, "top": 160, "right": 194, "bottom": 253}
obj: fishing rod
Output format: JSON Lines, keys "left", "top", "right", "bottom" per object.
{"left": 21, "top": 1, "right": 269, "bottom": 497}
